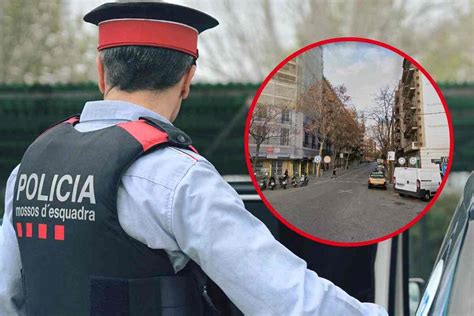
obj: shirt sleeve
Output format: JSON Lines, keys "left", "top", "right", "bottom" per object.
{"left": 0, "top": 165, "right": 26, "bottom": 315}
{"left": 171, "top": 160, "right": 387, "bottom": 316}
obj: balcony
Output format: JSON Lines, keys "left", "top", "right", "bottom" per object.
{"left": 403, "top": 98, "right": 416, "bottom": 112}
{"left": 403, "top": 115, "right": 413, "bottom": 125}
{"left": 404, "top": 141, "right": 419, "bottom": 152}
{"left": 401, "top": 66, "right": 415, "bottom": 83}
{"left": 402, "top": 81, "right": 416, "bottom": 98}
{"left": 404, "top": 125, "right": 418, "bottom": 137}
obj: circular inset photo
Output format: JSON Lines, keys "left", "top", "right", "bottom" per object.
{"left": 245, "top": 38, "right": 453, "bottom": 246}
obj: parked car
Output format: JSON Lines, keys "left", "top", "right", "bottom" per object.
{"left": 415, "top": 172, "right": 473, "bottom": 316}
{"left": 393, "top": 167, "right": 441, "bottom": 201}
{"left": 368, "top": 171, "right": 387, "bottom": 189}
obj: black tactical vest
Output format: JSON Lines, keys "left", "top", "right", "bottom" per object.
{"left": 12, "top": 115, "right": 214, "bottom": 316}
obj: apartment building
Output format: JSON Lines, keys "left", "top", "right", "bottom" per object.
{"left": 393, "top": 59, "right": 449, "bottom": 170}
{"left": 249, "top": 48, "right": 324, "bottom": 176}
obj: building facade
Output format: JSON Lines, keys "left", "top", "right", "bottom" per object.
{"left": 393, "top": 59, "right": 449, "bottom": 170}
{"left": 249, "top": 48, "right": 324, "bottom": 176}
{"left": 361, "top": 136, "right": 378, "bottom": 161}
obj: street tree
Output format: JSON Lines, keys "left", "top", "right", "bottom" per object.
{"left": 330, "top": 105, "right": 361, "bottom": 170}
{"left": 249, "top": 103, "right": 288, "bottom": 172}
{"left": 333, "top": 84, "right": 352, "bottom": 106}
{"left": 183, "top": 0, "right": 472, "bottom": 83}
{"left": 369, "top": 86, "right": 396, "bottom": 158}
{"left": 0, "top": 0, "right": 96, "bottom": 84}
{"left": 298, "top": 79, "right": 346, "bottom": 177}
{"left": 368, "top": 86, "right": 396, "bottom": 179}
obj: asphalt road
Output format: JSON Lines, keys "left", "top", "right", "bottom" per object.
{"left": 263, "top": 162, "right": 426, "bottom": 243}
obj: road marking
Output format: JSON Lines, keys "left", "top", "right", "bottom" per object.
{"left": 338, "top": 189, "right": 353, "bottom": 193}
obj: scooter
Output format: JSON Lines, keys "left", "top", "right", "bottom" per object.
{"left": 279, "top": 175, "right": 288, "bottom": 189}
{"left": 258, "top": 173, "right": 268, "bottom": 190}
{"left": 268, "top": 176, "right": 276, "bottom": 190}
{"left": 300, "top": 174, "right": 309, "bottom": 186}
{"left": 291, "top": 175, "right": 298, "bottom": 187}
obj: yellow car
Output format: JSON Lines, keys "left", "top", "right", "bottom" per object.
{"left": 368, "top": 171, "right": 387, "bottom": 189}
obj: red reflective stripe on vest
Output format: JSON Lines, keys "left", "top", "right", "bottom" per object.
{"left": 189, "top": 145, "right": 198, "bottom": 154}
{"left": 65, "top": 117, "right": 80, "bottom": 124}
{"left": 39, "top": 115, "right": 80, "bottom": 139}
{"left": 117, "top": 120, "right": 169, "bottom": 152}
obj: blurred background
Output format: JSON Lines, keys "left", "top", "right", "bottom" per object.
{"left": 0, "top": 0, "right": 472, "bottom": 296}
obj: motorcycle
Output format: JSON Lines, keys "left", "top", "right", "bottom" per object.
{"left": 258, "top": 173, "right": 268, "bottom": 190}
{"left": 268, "top": 176, "right": 276, "bottom": 190}
{"left": 279, "top": 175, "right": 288, "bottom": 189}
{"left": 291, "top": 175, "right": 298, "bottom": 187}
{"left": 300, "top": 174, "right": 309, "bottom": 186}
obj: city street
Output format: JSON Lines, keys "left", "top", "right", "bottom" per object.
{"left": 264, "top": 162, "right": 426, "bottom": 242}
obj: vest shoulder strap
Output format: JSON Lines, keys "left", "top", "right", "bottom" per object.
{"left": 43, "top": 114, "right": 197, "bottom": 154}
{"left": 40, "top": 114, "right": 80, "bottom": 135}
{"left": 118, "top": 116, "right": 197, "bottom": 153}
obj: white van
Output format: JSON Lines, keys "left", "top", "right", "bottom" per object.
{"left": 393, "top": 167, "right": 442, "bottom": 201}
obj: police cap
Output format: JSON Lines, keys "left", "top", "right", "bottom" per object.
{"left": 83, "top": 2, "right": 218, "bottom": 58}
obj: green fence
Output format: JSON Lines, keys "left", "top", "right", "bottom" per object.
{"left": 0, "top": 82, "right": 472, "bottom": 187}
{"left": 445, "top": 88, "right": 474, "bottom": 172}
{"left": 0, "top": 83, "right": 257, "bottom": 186}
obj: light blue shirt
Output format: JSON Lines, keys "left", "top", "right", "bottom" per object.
{"left": 0, "top": 100, "right": 387, "bottom": 315}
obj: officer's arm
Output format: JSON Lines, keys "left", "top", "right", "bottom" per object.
{"left": 0, "top": 165, "right": 26, "bottom": 315}
{"left": 171, "top": 160, "right": 387, "bottom": 316}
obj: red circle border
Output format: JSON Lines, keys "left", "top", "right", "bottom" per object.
{"left": 243, "top": 36, "right": 455, "bottom": 247}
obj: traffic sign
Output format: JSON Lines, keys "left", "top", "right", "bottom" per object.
{"left": 324, "top": 155, "right": 331, "bottom": 163}
{"left": 398, "top": 157, "right": 406, "bottom": 165}
{"left": 314, "top": 155, "right": 321, "bottom": 163}
{"left": 387, "top": 151, "right": 395, "bottom": 161}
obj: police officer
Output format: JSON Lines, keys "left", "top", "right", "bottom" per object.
{"left": 0, "top": 2, "right": 387, "bottom": 315}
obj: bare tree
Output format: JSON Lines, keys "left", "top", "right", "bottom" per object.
{"left": 333, "top": 84, "right": 352, "bottom": 106}
{"left": 369, "top": 86, "right": 396, "bottom": 157}
{"left": 0, "top": 0, "right": 96, "bottom": 84}
{"left": 182, "top": 0, "right": 472, "bottom": 83}
{"left": 249, "top": 103, "right": 286, "bottom": 171}
{"left": 298, "top": 79, "right": 347, "bottom": 176}
{"left": 368, "top": 86, "right": 396, "bottom": 179}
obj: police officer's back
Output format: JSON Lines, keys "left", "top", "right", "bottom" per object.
{"left": 0, "top": 2, "right": 387, "bottom": 315}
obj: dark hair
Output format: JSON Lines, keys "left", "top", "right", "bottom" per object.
{"left": 100, "top": 46, "right": 194, "bottom": 92}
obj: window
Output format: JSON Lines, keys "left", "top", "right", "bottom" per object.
{"left": 269, "top": 135, "right": 280, "bottom": 145}
{"left": 311, "top": 134, "right": 316, "bottom": 148}
{"left": 275, "top": 72, "right": 296, "bottom": 84}
{"left": 281, "top": 109, "right": 290, "bottom": 124}
{"left": 303, "top": 132, "right": 310, "bottom": 147}
{"left": 280, "top": 62, "right": 296, "bottom": 74}
{"left": 271, "top": 160, "right": 283, "bottom": 175}
{"left": 280, "top": 128, "right": 289, "bottom": 146}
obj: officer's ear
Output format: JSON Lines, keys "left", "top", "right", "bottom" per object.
{"left": 180, "top": 64, "right": 196, "bottom": 100}
{"left": 96, "top": 54, "right": 106, "bottom": 94}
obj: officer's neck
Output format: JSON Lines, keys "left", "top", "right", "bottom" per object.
{"left": 104, "top": 87, "right": 180, "bottom": 122}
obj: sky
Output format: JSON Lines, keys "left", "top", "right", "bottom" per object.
{"left": 323, "top": 42, "right": 403, "bottom": 117}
